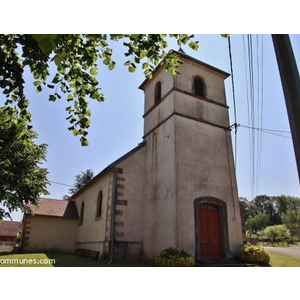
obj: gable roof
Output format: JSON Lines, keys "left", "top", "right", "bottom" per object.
{"left": 139, "top": 49, "right": 230, "bottom": 90}
{"left": 28, "top": 198, "right": 79, "bottom": 219}
{"left": 0, "top": 221, "right": 22, "bottom": 237}
{"left": 68, "top": 141, "right": 146, "bottom": 200}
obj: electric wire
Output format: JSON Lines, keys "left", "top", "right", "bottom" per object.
{"left": 255, "top": 35, "right": 263, "bottom": 199}
{"left": 228, "top": 36, "right": 238, "bottom": 170}
{"left": 248, "top": 34, "right": 256, "bottom": 202}
{"left": 243, "top": 34, "right": 265, "bottom": 202}
{"left": 49, "top": 180, "right": 73, "bottom": 187}
{"left": 258, "top": 35, "right": 265, "bottom": 200}
{"left": 238, "top": 124, "right": 292, "bottom": 139}
{"left": 243, "top": 35, "right": 251, "bottom": 128}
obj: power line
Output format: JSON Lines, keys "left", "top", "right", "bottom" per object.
{"left": 238, "top": 124, "right": 292, "bottom": 139}
{"left": 243, "top": 34, "right": 265, "bottom": 200}
{"left": 255, "top": 35, "right": 262, "bottom": 198}
{"left": 238, "top": 124, "right": 291, "bottom": 134}
{"left": 49, "top": 180, "right": 73, "bottom": 187}
{"left": 228, "top": 37, "right": 237, "bottom": 127}
{"left": 228, "top": 36, "right": 238, "bottom": 169}
{"left": 248, "top": 34, "right": 256, "bottom": 200}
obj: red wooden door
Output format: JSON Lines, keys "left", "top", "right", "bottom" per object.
{"left": 199, "top": 204, "right": 222, "bottom": 259}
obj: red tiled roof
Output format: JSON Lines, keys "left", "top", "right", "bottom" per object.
{"left": 0, "top": 221, "right": 22, "bottom": 237}
{"left": 28, "top": 198, "right": 79, "bottom": 219}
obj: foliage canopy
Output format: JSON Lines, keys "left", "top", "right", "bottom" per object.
{"left": 245, "top": 213, "right": 270, "bottom": 233}
{"left": 241, "top": 194, "right": 300, "bottom": 226}
{"left": 0, "top": 34, "right": 199, "bottom": 146}
{"left": 0, "top": 107, "right": 49, "bottom": 219}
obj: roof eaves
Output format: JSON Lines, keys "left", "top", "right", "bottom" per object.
{"left": 108, "top": 141, "right": 146, "bottom": 168}
{"left": 138, "top": 49, "right": 230, "bottom": 90}
{"left": 27, "top": 198, "right": 79, "bottom": 219}
{"left": 68, "top": 141, "right": 146, "bottom": 200}
{"left": 68, "top": 167, "right": 110, "bottom": 200}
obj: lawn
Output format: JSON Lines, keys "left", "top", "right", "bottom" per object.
{"left": 1, "top": 250, "right": 300, "bottom": 267}
{"left": 0, "top": 252, "right": 53, "bottom": 267}
{"left": 0, "top": 251, "right": 155, "bottom": 267}
{"left": 268, "top": 251, "right": 300, "bottom": 267}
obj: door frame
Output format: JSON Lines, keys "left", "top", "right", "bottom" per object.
{"left": 194, "top": 196, "right": 229, "bottom": 261}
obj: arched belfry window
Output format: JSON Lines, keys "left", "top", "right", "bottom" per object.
{"left": 193, "top": 76, "right": 205, "bottom": 97}
{"left": 96, "top": 190, "right": 103, "bottom": 219}
{"left": 155, "top": 81, "right": 161, "bottom": 103}
{"left": 79, "top": 202, "right": 85, "bottom": 225}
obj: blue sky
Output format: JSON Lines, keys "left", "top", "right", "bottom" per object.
{"left": 3, "top": 34, "right": 300, "bottom": 221}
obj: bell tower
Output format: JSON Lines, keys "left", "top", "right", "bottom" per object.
{"left": 139, "top": 50, "right": 243, "bottom": 261}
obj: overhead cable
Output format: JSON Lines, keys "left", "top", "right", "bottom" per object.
{"left": 49, "top": 180, "right": 73, "bottom": 187}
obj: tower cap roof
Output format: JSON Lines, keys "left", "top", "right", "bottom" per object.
{"left": 139, "top": 49, "right": 230, "bottom": 90}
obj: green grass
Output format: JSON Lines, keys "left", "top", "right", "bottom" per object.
{"left": 268, "top": 251, "right": 300, "bottom": 267}
{"left": 0, "top": 251, "right": 155, "bottom": 267}
{"left": 0, "top": 252, "right": 53, "bottom": 267}
{"left": 45, "top": 253, "right": 155, "bottom": 267}
{"left": 2, "top": 251, "right": 298, "bottom": 267}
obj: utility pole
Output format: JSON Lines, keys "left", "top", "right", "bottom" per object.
{"left": 272, "top": 34, "right": 300, "bottom": 186}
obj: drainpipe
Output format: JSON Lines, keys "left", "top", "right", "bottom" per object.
{"left": 108, "top": 167, "right": 118, "bottom": 264}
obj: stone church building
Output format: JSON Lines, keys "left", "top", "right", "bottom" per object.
{"left": 21, "top": 50, "right": 244, "bottom": 262}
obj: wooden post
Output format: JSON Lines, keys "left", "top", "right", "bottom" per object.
{"left": 272, "top": 34, "right": 300, "bottom": 187}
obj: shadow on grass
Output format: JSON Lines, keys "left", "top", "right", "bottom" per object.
{"left": 1, "top": 251, "right": 155, "bottom": 267}
{"left": 0, "top": 251, "right": 13, "bottom": 256}
{"left": 45, "top": 253, "right": 156, "bottom": 267}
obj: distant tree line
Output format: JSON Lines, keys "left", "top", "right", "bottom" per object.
{"left": 240, "top": 195, "right": 300, "bottom": 233}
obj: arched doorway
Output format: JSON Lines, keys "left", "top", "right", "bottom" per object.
{"left": 198, "top": 203, "right": 222, "bottom": 258}
{"left": 194, "top": 197, "right": 229, "bottom": 261}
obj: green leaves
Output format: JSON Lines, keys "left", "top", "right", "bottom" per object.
{"left": 49, "top": 95, "right": 56, "bottom": 101}
{"left": 53, "top": 51, "right": 66, "bottom": 67}
{"left": 90, "top": 67, "right": 97, "bottom": 75}
{"left": 33, "top": 80, "right": 41, "bottom": 86}
{"left": 0, "top": 34, "right": 200, "bottom": 147}
{"left": 31, "top": 34, "right": 57, "bottom": 53}
{"left": 188, "top": 41, "right": 199, "bottom": 51}
{"left": 128, "top": 64, "right": 136, "bottom": 73}
{"left": 121, "top": 34, "right": 199, "bottom": 79}
{"left": 108, "top": 62, "right": 115, "bottom": 70}
{"left": 80, "top": 137, "right": 89, "bottom": 146}
{"left": 67, "top": 94, "right": 74, "bottom": 101}
{"left": 36, "top": 85, "right": 42, "bottom": 93}
{"left": 0, "top": 107, "right": 49, "bottom": 219}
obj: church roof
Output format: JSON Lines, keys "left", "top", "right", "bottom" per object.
{"left": 27, "top": 198, "right": 79, "bottom": 219}
{"left": 0, "top": 221, "right": 22, "bottom": 237}
{"left": 139, "top": 49, "right": 230, "bottom": 90}
{"left": 68, "top": 141, "right": 146, "bottom": 200}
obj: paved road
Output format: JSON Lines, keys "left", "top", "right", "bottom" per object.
{"left": 264, "top": 246, "right": 300, "bottom": 258}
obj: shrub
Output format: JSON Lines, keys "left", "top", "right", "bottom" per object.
{"left": 155, "top": 247, "right": 195, "bottom": 267}
{"left": 261, "top": 225, "right": 291, "bottom": 244}
{"left": 238, "top": 245, "right": 270, "bottom": 264}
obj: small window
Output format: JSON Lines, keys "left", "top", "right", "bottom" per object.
{"left": 155, "top": 81, "right": 161, "bottom": 103}
{"left": 79, "top": 202, "right": 85, "bottom": 225}
{"left": 193, "top": 76, "right": 205, "bottom": 97}
{"left": 96, "top": 190, "right": 103, "bottom": 219}
{"left": 199, "top": 203, "right": 218, "bottom": 211}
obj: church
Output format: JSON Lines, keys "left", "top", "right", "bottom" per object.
{"left": 21, "top": 49, "right": 244, "bottom": 262}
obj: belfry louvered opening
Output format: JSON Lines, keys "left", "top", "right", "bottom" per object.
{"left": 155, "top": 81, "right": 161, "bottom": 103}
{"left": 194, "top": 76, "right": 205, "bottom": 97}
